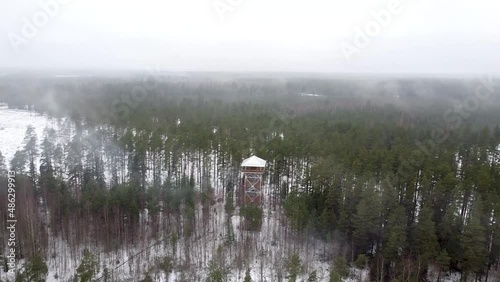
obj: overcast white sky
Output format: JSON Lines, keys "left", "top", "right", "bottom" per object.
{"left": 1, "top": 0, "right": 499, "bottom": 74}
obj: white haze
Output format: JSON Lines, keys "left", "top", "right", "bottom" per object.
{"left": 1, "top": 0, "right": 499, "bottom": 74}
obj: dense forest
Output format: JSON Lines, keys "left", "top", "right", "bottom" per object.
{"left": 0, "top": 74, "right": 499, "bottom": 281}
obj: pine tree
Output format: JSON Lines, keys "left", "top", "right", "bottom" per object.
{"left": 329, "top": 271, "right": 342, "bottom": 282}
{"left": 206, "top": 260, "right": 227, "bottom": 282}
{"left": 225, "top": 217, "right": 235, "bottom": 245}
{"left": 10, "top": 150, "right": 27, "bottom": 174}
{"left": 157, "top": 255, "right": 173, "bottom": 280}
{"left": 284, "top": 191, "right": 309, "bottom": 231}
{"left": 438, "top": 205, "right": 461, "bottom": 267}
{"left": 25, "top": 254, "right": 48, "bottom": 282}
{"left": 354, "top": 254, "right": 367, "bottom": 269}
{"left": 76, "top": 249, "right": 99, "bottom": 282}
{"left": 415, "top": 207, "right": 439, "bottom": 259}
{"left": 353, "top": 183, "right": 381, "bottom": 254}
{"left": 0, "top": 150, "right": 7, "bottom": 175}
{"left": 414, "top": 206, "right": 439, "bottom": 278}
{"left": 15, "top": 270, "right": 27, "bottom": 282}
{"left": 307, "top": 270, "right": 318, "bottom": 282}
{"left": 333, "top": 256, "right": 349, "bottom": 278}
{"left": 436, "top": 249, "right": 451, "bottom": 282}
{"left": 384, "top": 206, "right": 408, "bottom": 261}
{"left": 240, "top": 204, "right": 263, "bottom": 231}
{"left": 40, "top": 136, "right": 55, "bottom": 174}
{"left": 460, "top": 200, "right": 488, "bottom": 279}
{"left": 23, "top": 125, "right": 38, "bottom": 181}
{"left": 243, "top": 268, "right": 252, "bottom": 282}
{"left": 225, "top": 192, "right": 235, "bottom": 215}
{"left": 285, "top": 253, "right": 303, "bottom": 282}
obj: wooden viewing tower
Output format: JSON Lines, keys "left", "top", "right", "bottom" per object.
{"left": 239, "top": 155, "right": 266, "bottom": 206}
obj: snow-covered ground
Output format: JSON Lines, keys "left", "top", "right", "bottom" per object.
{"left": 1, "top": 105, "right": 499, "bottom": 281}
{"left": 0, "top": 106, "right": 342, "bottom": 281}
{"left": 0, "top": 106, "right": 59, "bottom": 164}
{"left": 0, "top": 191, "right": 348, "bottom": 281}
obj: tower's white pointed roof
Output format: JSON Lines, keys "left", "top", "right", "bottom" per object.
{"left": 241, "top": 155, "right": 266, "bottom": 167}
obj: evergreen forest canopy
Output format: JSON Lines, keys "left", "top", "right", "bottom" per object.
{"left": 0, "top": 73, "right": 499, "bottom": 281}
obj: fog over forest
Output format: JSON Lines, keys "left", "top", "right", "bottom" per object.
{"left": 0, "top": 73, "right": 499, "bottom": 282}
